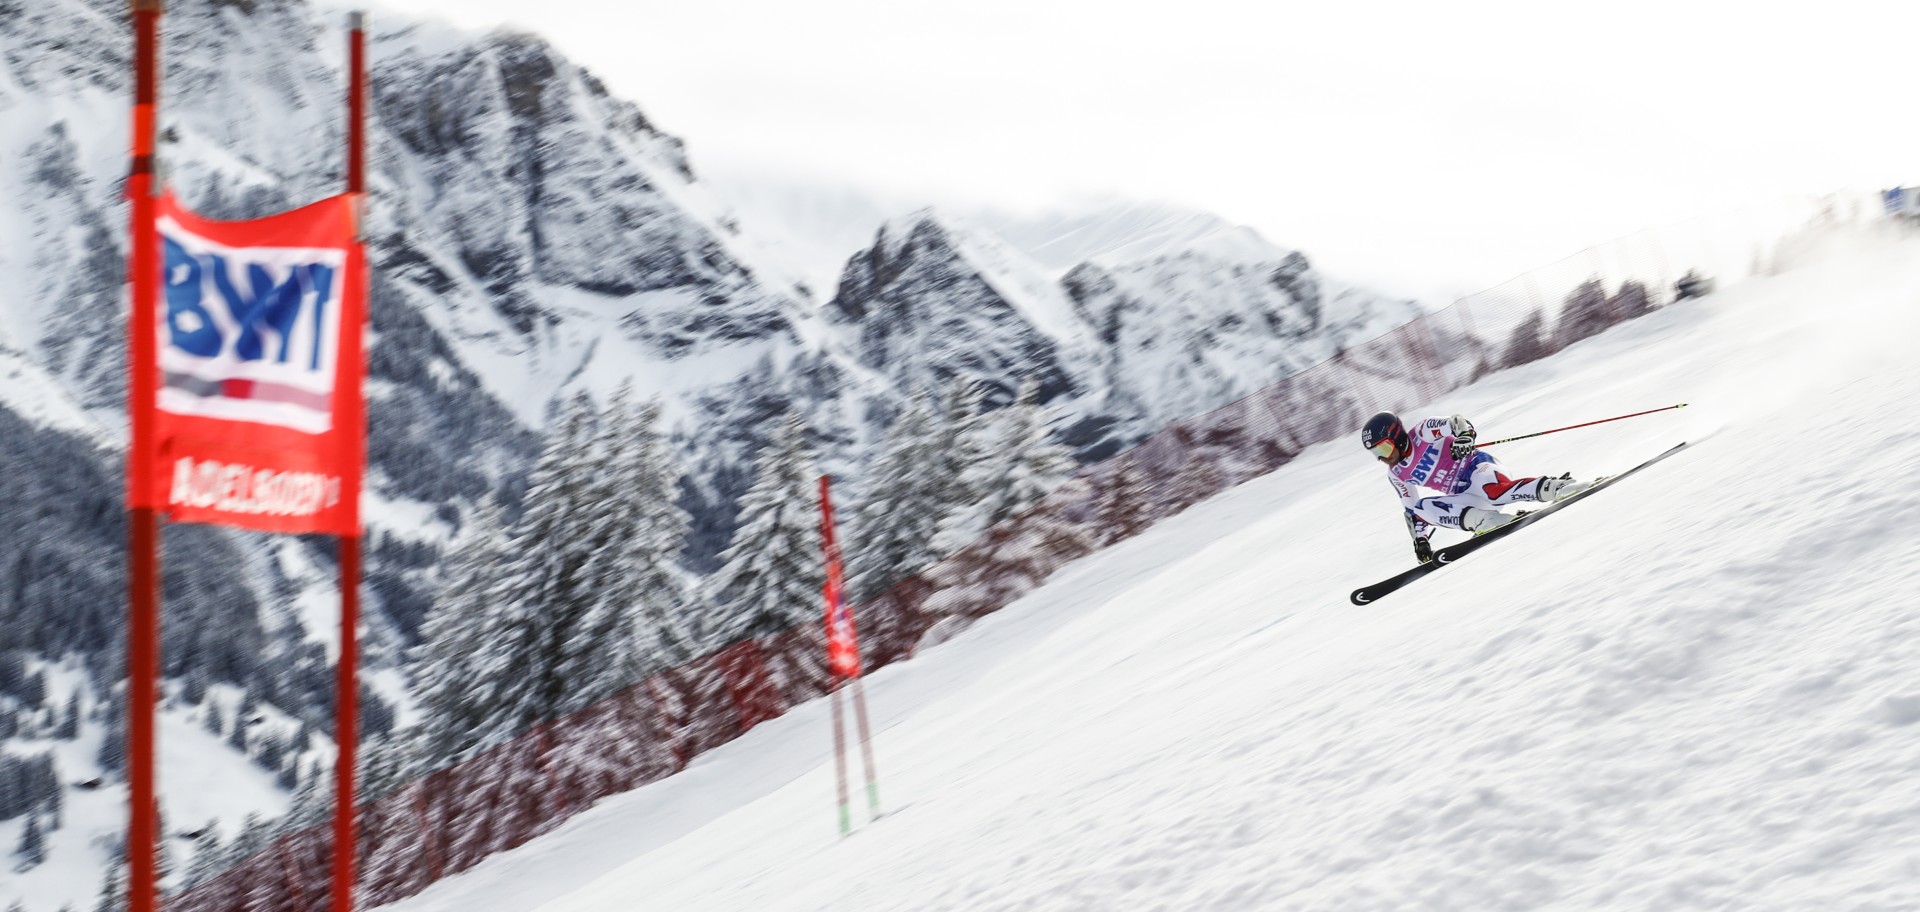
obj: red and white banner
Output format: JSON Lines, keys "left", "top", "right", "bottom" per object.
{"left": 133, "top": 192, "right": 365, "bottom": 534}
{"left": 819, "top": 477, "right": 863, "bottom": 678}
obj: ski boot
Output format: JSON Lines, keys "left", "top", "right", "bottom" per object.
{"left": 1536, "top": 473, "right": 1600, "bottom": 503}
{"left": 1461, "top": 506, "right": 1524, "bottom": 536}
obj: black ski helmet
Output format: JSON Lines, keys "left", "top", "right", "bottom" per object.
{"left": 1361, "top": 411, "right": 1409, "bottom": 463}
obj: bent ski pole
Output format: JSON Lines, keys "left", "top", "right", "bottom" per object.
{"left": 1476, "top": 403, "right": 1686, "bottom": 448}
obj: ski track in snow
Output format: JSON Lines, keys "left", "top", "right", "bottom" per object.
{"left": 364, "top": 222, "right": 1919, "bottom": 911}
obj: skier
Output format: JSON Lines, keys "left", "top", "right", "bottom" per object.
{"left": 1361, "top": 411, "right": 1596, "bottom": 563}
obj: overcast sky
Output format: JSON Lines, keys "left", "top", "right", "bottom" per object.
{"left": 365, "top": 0, "right": 1916, "bottom": 300}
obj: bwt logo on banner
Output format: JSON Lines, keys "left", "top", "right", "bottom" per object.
{"left": 159, "top": 218, "right": 346, "bottom": 435}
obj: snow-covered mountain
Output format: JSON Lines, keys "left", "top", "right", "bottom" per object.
{"left": 0, "top": 1, "right": 1415, "bottom": 905}
{"left": 827, "top": 211, "right": 1101, "bottom": 410}
{"left": 1062, "top": 223, "right": 1415, "bottom": 452}
{"left": 0, "top": 0, "right": 1413, "bottom": 558}
{"left": 829, "top": 211, "right": 1414, "bottom": 457}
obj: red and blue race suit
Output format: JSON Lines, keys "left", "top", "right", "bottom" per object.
{"left": 1386, "top": 415, "right": 1548, "bottom": 538}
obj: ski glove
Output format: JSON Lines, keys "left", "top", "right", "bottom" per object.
{"left": 1448, "top": 415, "right": 1477, "bottom": 460}
{"left": 1404, "top": 512, "right": 1433, "bottom": 563}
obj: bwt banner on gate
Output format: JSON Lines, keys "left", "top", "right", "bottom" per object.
{"left": 136, "top": 192, "right": 365, "bottom": 534}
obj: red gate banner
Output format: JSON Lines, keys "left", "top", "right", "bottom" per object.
{"left": 134, "top": 191, "right": 365, "bottom": 534}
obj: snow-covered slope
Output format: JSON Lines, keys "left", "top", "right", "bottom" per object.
{"left": 374, "top": 223, "right": 1920, "bottom": 911}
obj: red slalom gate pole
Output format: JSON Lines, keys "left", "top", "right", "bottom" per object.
{"left": 849, "top": 676, "right": 881, "bottom": 821}
{"left": 830, "top": 682, "right": 851, "bottom": 836}
{"left": 1476, "top": 403, "right": 1687, "bottom": 448}
{"left": 819, "top": 477, "right": 881, "bottom": 834}
{"left": 125, "top": 3, "right": 163, "bottom": 911}
{"left": 333, "top": 536, "right": 361, "bottom": 912}
{"left": 334, "top": 13, "right": 369, "bottom": 912}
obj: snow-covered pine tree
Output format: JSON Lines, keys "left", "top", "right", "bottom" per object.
{"left": 96, "top": 711, "right": 125, "bottom": 776}
{"left": 535, "top": 390, "right": 648, "bottom": 719}
{"left": 707, "top": 408, "right": 824, "bottom": 645}
{"left": 56, "top": 690, "right": 79, "bottom": 739}
{"left": 42, "top": 776, "right": 61, "bottom": 830}
{"left": 183, "top": 825, "right": 223, "bottom": 889}
{"left": 0, "top": 753, "right": 57, "bottom": 820}
{"left": 360, "top": 735, "right": 406, "bottom": 800}
{"left": 21, "top": 670, "right": 45, "bottom": 710}
{"left": 252, "top": 734, "right": 284, "bottom": 774}
{"left": 0, "top": 760, "right": 19, "bottom": 818}
{"left": 920, "top": 378, "right": 1091, "bottom": 623}
{"left": 360, "top": 686, "right": 398, "bottom": 741}
{"left": 922, "top": 378, "right": 990, "bottom": 554}
{"left": 407, "top": 495, "right": 515, "bottom": 769}
{"left": 227, "top": 812, "right": 266, "bottom": 867}
{"left": 933, "top": 378, "right": 1076, "bottom": 554}
{"left": 181, "top": 668, "right": 207, "bottom": 705}
{"left": 590, "top": 385, "right": 698, "bottom": 678}
{"left": 13, "top": 812, "right": 45, "bottom": 870}
{"left": 14, "top": 814, "right": 46, "bottom": 879}
{"left": 846, "top": 393, "right": 945, "bottom": 603}
{"left": 93, "top": 861, "right": 126, "bottom": 912}
{"left": 154, "top": 810, "right": 173, "bottom": 885}
{"left": 287, "top": 759, "right": 333, "bottom": 830}
{"left": 224, "top": 709, "right": 247, "bottom": 752}
{"left": 922, "top": 488, "right": 1096, "bottom": 623}
{"left": 467, "top": 394, "right": 617, "bottom": 746}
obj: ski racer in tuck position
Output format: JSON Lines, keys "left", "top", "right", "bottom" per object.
{"left": 1361, "top": 411, "right": 1597, "bottom": 564}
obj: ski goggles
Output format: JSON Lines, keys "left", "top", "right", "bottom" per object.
{"left": 1368, "top": 438, "right": 1399, "bottom": 462}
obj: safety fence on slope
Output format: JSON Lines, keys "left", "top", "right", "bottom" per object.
{"left": 167, "top": 193, "right": 1865, "bottom": 911}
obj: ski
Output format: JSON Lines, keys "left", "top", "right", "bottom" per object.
{"left": 1350, "top": 442, "right": 1689, "bottom": 605}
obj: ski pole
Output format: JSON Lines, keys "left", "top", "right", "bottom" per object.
{"left": 1476, "top": 403, "right": 1686, "bottom": 448}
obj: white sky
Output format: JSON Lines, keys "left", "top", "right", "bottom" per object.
{"left": 364, "top": 0, "right": 1918, "bottom": 299}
